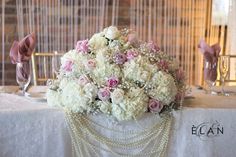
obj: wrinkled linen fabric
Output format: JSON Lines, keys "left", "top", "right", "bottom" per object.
{"left": 0, "top": 93, "right": 72, "bottom": 157}
{"left": 1, "top": 87, "right": 236, "bottom": 157}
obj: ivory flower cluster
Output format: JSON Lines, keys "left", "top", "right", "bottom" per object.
{"left": 47, "top": 26, "right": 186, "bottom": 121}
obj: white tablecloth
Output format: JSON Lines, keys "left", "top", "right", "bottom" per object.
{"left": 0, "top": 86, "right": 236, "bottom": 157}
{"left": 0, "top": 89, "right": 72, "bottom": 157}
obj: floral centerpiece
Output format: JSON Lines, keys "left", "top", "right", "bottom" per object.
{"left": 47, "top": 26, "right": 185, "bottom": 121}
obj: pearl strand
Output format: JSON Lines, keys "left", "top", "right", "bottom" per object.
{"left": 78, "top": 113, "right": 167, "bottom": 146}
{"left": 67, "top": 111, "right": 171, "bottom": 156}
{"left": 64, "top": 109, "right": 172, "bottom": 157}
{"left": 80, "top": 114, "right": 164, "bottom": 141}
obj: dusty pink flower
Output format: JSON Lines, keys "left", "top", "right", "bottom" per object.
{"left": 147, "top": 41, "right": 160, "bottom": 52}
{"left": 158, "top": 60, "right": 169, "bottom": 71}
{"left": 176, "top": 69, "right": 185, "bottom": 82}
{"left": 126, "top": 50, "right": 138, "bottom": 61}
{"left": 148, "top": 99, "right": 163, "bottom": 113}
{"left": 86, "top": 59, "right": 96, "bottom": 69}
{"left": 98, "top": 88, "right": 110, "bottom": 101}
{"left": 75, "top": 39, "right": 89, "bottom": 54}
{"left": 128, "top": 33, "right": 139, "bottom": 47}
{"left": 113, "top": 52, "right": 127, "bottom": 64}
{"left": 78, "top": 75, "right": 90, "bottom": 85}
{"left": 106, "top": 76, "right": 119, "bottom": 88}
{"left": 62, "top": 60, "right": 73, "bottom": 72}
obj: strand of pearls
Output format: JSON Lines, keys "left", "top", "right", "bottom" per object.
{"left": 64, "top": 109, "right": 173, "bottom": 157}
{"left": 81, "top": 114, "right": 164, "bottom": 142}
{"left": 66, "top": 111, "right": 170, "bottom": 156}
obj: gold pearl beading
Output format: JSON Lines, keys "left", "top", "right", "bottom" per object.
{"left": 65, "top": 109, "right": 173, "bottom": 157}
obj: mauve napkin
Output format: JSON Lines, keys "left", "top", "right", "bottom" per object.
{"left": 198, "top": 39, "right": 221, "bottom": 82}
{"left": 10, "top": 33, "right": 36, "bottom": 83}
{"left": 9, "top": 33, "right": 36, "bottom": 64}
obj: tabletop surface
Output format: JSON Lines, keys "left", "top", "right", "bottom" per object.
{"left": 1, "top": 86, "right": 236, "bottom": 157}
{"left": 183, "top": 86, "right": 236, "bottom": 109}
{"left": 1, "top": 86, "right": 236, "bottom": 110}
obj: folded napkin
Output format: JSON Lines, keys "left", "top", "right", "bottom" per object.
{"left": 198, "top": 39, "right": 221, "bottom": 82}
{"left": 10, "top": 33, "right": 36, "bottom": 83}
{"left": 9, "top": 33, "right": 36, "bottom": 64}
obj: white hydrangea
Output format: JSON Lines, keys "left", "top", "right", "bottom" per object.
{"left": 112, "top": 87, "right": 148, "bottom": 121}
{"left": 59, "top": 79, "right": 98, "bottom": 113}
{"left": 92, "top": 48, "right": 121, "bottom": 85}
{"left": 97, "top": 101, "right": 112, "bottom": 115}
{"left": 89, "top": 33, "right": 107, "bottom": 50}
{"left": 123, "top": 56, "right": 157, "bottom": 83}
{"left": 46, "top": 89, "right": 63, "bottom": 108}
{"left": 148, "top": 71, "right": 177, "bottom": 105}
{"left": 60, "top": 49, "right": 89, "bottom": 76}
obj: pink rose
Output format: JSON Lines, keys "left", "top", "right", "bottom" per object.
{"left": 126, "top": 50, "right": 138, "bottom": 61}
{"left": 86, "top": 59, "right": 96, "bottom": 69}
{"left": 158, "top": 60, "right": 169, "bottom": 71}
{"left": 78, "top": 75, "right": 90, "bottom": 85}
{"left": 106, "top": 76, "right": 119, "bottom": 88}
{"left": 113, "top": 52, "right": 127, "bottom": 64}
{"left": 75, "top": 39, "right": 89, "bottom": 54}
{"left": 147, "top": 41, "right": 160, "bottom": 52}
{"left": 148, "top": 99, "right": 163, "bottom": 113}
{"left": 98, "top": 88, "right": 110, "bottom": 101}
{"left": 62, "top": 60, "right": 73, "bottom": 72}
{"left": 128, "top": 33, "right": 139, "bottom": 47}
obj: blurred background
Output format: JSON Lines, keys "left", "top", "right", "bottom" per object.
{"left": 1, "top": 0, "right": 236, "bottom": 86}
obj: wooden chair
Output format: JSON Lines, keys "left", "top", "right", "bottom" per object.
{"left": 31, "top": 51, "right": 63, "bottom": 85}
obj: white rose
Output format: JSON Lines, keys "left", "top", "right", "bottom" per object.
{"left": 105, "top": 26, "right": 120, "bottom": 40}
{"left": 111, "top": 88, "right": 124, "bottom": 104}
{"left": 89, "top": 33, "right": 107, "bottom": 50}
{"left": 149, "top": 71, "right": 177, "bottom": 105}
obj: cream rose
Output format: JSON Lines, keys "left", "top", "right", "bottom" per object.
{"left": 89, "top": 33, "right": 107, "bottom": 50}
{"left": 111, "top": 88, "right": 124, "bottom": 104}
{"left": 105, "top": 26, "right": 120, "bottom": 40}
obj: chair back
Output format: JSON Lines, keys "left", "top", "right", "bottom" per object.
{"left": 31, "top": 52, "right": 63, "bottom": 85}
